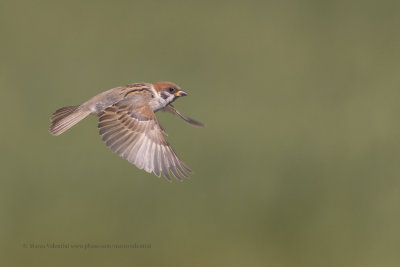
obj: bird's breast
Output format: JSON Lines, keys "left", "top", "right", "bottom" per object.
{"left": 149, "top": 97, "right": 168, "bottom": 112}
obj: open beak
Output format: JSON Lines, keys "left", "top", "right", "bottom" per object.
{"left": 175, "top": 90, "right": 188, "bottom": 97}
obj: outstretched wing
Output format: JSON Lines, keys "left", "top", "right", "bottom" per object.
{"left": 98, "top": 102, "right": 192, "bottom": 181}
{"left": 162, "top": 104, "right": 205, "bottom": 127}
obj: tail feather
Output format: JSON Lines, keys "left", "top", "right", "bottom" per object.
{"left": 49, "top": 105, "right": 90, "bottom": 136}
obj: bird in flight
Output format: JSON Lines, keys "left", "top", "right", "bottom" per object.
{"left": 49, "top": 82, "right": 204, "bottom": 181}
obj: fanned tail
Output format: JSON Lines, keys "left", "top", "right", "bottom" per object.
{"left": 49, "top": 105, "right": 90, "bottom": 136}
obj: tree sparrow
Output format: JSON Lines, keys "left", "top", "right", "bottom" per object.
{"left": 49, "top": 82, "right": 204, "bottom": 181}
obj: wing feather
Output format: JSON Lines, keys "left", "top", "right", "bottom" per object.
{"left": 98, "top": 99, "right": 191, "bottom": 181}
{"left": 153, "top": 144, "right": 161, "bottom": 177}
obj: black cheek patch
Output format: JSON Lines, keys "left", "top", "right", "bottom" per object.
{"left": 161, "top": 92, "right": 170, "bottom": 99}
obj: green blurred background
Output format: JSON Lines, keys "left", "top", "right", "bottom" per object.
{"left": 2, "top": 0, "right": 400, "bottom": 266}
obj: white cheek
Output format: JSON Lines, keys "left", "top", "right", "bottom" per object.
{"left": 148, "top": 91, "right": 175, "bottom": 111}
{"left": 168, "top": 95, "right": 175, "bottom": 102}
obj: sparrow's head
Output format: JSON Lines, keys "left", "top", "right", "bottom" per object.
{"left": 152, "top": 82, "right": 188, "bottom": 103}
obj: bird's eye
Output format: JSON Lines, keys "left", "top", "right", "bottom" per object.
{"left": 169, "top": 87, "right": 175, "bottom": 93}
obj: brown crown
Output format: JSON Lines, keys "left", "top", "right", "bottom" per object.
{"left": 152, "top": 81, "right": 181, "bottom": 92}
